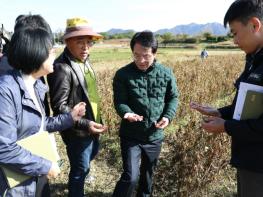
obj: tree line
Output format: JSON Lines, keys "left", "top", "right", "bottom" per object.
{"left": 52, "top": 30, "right": 232, "bottom": 44}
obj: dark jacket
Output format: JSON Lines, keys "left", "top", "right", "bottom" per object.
{"left": 47, "top": 48, "right": 97, "bottom": 139}
{"left": 219, "top": 48, "right": 263, "bottom": 172}
{"left": 0, "top": 70, "right": 73, "bottom": 196}
{"left": 113, "top": 61, "right": 179, "bottom": 142}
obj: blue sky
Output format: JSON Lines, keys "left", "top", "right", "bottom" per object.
{"left": 0, "top": 0, "right": 234, "bottom": 33}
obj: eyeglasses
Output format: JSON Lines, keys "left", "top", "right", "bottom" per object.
{"left": 132, "top": 53, "right": 153, "bottom": 61}
{"left": 76, "top": 40, "right": 95, "bottom": 48}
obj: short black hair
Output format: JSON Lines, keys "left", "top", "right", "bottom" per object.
{"left": 14, "top": 14, "right": 52, "bottom": 35}
{"left": 130, "top": 31, "right": 158, "bottom": 53}
{"left": 8, "top": 27, "right": 53, "bottom": 74}
{"left": 3, "top": 14, "right": 53, "bottom": 56}
{"left": 224, "top": 0, "right": 263, "bottom": 27}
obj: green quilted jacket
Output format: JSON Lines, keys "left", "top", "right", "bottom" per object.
{"left": 113, "top": 61, "right": 179, "bottom": 142}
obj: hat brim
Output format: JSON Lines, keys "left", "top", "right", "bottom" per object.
{"left": 63, "top": 29, "right": 103, "bottom": 40}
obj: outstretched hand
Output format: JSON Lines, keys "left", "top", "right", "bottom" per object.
{"left": 89, "top": 121, "right": 108, "bottom": 134}
{"left": 155, "top": 117, "right": 169, "bottom": 129}
{"left": 124, "top": 112, "right": 143, "bottom": 122}
{"left": 201, "top": 116, "right": 225, "bottom": 134}
{"left": 190, "top": 101, "right": 221, "bottom": 117}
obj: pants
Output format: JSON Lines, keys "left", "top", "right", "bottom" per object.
{"left": 62, "top": 136, "right": 99, "bottom": 197}
{"left": 237, "top": 168, "right": 263, "bottom": 197}
{"left": 36, "top": 176, "right": 50, "bottom": 197}
{"left": 112, "top": 137, "right": 162, "bottom": 197}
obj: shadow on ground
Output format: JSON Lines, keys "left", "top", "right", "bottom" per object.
{"left": 50, "top": 183, "right": 112, "bottom": 197}
{"left": 50, "top": 183, "right": 67, "bottom": 196}
{"left": 86, "top": 191, "right": 112, "bottom": 197}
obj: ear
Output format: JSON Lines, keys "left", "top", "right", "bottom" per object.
{"left": 250, "top": 17, "right": 262, "bottom": 33}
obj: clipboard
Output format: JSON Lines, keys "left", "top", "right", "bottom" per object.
{"left": 0, "top": 131, "right": 59, "bottom": 188}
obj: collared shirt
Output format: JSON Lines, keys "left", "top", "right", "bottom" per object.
{"left": 21, "top": 73, "right": 44, "bottom": 132}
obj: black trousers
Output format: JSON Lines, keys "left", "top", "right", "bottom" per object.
{"left": 36, "top": 176, "right": 50, "bottom": 197}
{"left": 113, "top": 137, "right": 162, "bottom": 197}
{"left": 237, "top": 168, "right": 263, "bottom": 197}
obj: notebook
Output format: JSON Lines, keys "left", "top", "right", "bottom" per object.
{"left": 240, "top": 90, "right": 263, "bottom": 120}
{"left": 0, "top": 131, "right": 59, "bottom": 188}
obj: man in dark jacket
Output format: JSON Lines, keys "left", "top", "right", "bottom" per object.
{"left": 191, "top": 0, "right": 263, "bottom": 196}
{"left": 112, "top": 31, "right": 179, "bottom": 197}
{"left": 47, "top": 17, "right": 107, "bottom": 197}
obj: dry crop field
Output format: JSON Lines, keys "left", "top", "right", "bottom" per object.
{"left": 50, "top": 45, "right": 244, "bottom": 197}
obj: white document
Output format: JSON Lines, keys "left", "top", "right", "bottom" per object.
{"left": 48, "top": 133, "right": 60, "bottom": 161}
{"left": 233, "top": 82, "right": 263, "bottom": 120}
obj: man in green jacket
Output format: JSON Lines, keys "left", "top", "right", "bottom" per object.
{"left": 112, "top": 31, "right": 179, "bottom": 197}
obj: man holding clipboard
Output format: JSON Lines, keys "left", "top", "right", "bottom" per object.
{"left": 191, "top": 0, "right": 263, "bottom": 196}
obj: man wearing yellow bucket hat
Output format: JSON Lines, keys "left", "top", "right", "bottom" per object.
{"left": 47, "top": 17, "right": 107, "bottom": 197}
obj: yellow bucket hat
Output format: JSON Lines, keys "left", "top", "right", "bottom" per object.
{"left": 63, "top": 17, "right": 103, "bottom": 40}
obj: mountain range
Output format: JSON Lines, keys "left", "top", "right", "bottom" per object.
{"left": 105, "top": 22, "right": 229, "bottom": 36}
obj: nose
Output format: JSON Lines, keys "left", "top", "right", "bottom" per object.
{"left": 138, "top": 58, "right": 147, "bottom": 63}
{"left": 134, "top": 56, "right": 148, "bottom": 63}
